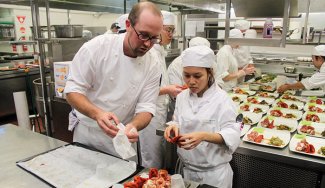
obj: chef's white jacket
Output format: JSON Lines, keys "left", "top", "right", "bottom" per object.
{"left": 139, "top": 44, "right": 169, "bottom": 168}
{"left": 233, "top": 46, "right": 253, "bottom": 69}
{"left": 174, "top": 83, "right": 241, "bottom": 187}
{"left": 216, "top": 45, "right": 239, "bottom": 91}
{"left": 301, "top": 62, "right": 325, "bottom": 93}
{"left": 65, "top": 33, "right": 161, "bottom": 126}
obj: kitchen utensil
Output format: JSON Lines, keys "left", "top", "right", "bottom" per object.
{"left": 236, "top": 113, "right": 244, "bottom": 130}
{"left": 53, "top": 25, "right": 83, "bottom": 38}
{"left": 284, "top": 66, "right": 296, "bottom": 73}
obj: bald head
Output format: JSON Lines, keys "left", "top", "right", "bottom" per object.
{"left": 128, "top": 2, "right": 162, "bottom": 26}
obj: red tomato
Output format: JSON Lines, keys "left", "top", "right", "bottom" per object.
{"left": 254, "top": 135, "right": 264, "bottom": 143}
{"left": 149, "top": 168, "right": 159, "bottom": 179}
{"left": 124, "top": 181, "right": 138, "bottom": 188}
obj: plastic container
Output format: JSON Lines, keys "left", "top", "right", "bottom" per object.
{"left": 263, "top": 18, "right": 273, "bottom": 38}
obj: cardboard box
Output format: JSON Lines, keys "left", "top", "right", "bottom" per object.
{"left": 53, "top": 61, "right": 72, "bottom": 98}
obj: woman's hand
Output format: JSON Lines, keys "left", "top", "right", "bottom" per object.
{"left": 164, "top": 124, "right": 179, "bottom": 142}
{"left": 178, "top": 132, "right": 205, "bottom": 150}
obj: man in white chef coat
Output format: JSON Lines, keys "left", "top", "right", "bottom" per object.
{"left": 64, "top": 2, "right": 163, "bottom": 160}
{"left": 215, "top": 28, "right": 255, "bottom": 91}
{"left": 277, "top": 45, "right": 325, "bottom": 93}
{"left": 139, "top": 10, "right": 183, "bottom": 168}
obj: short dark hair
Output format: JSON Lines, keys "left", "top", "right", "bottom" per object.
{"left": 128, "top": 2, "right": 162, "bottom": 26}
{"left": 110, "top": 23, "right": 119, "bottom": 29}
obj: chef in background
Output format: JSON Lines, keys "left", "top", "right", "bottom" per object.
{"left": 139, "top": 10, "right": 183, "bottom": 169}
{"left": 164, "top": 45, "right": 240, "bottom": 188}
{"left": 115, "top": 14, "right": 129, "bottom": 34}
{"left": 215, "top": 28, "right": 255, "bottom": 91}
{"left": 64, "top": 2, "right": 163, "bottom": 160}
{"left": 277, "top": 45, "right": 325, "bottom": 93}
{"left": 106, "top": 22, "right": 119, "bottom": 34}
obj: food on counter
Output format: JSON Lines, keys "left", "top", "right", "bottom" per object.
{"left": 260, "top": 118, "right": 275, "bottom": 129}
{"left": 240, "top": 104, "right": 250, "bottom": 111}
{"left": 256, "top": 74, "right": 276, "bottom": 83}
{"left": 318, "top": 147, "right": 325, "bottom": 156}
{"left": 243, "top": 116, "right": 253, "bottom": 125}
{"left": 322, "top": 130, "right": 325, "bottom": 137}
{"left": 125, "top": 168, "right": 171, "bottom": 188}
{"left": 295, "top": 139, "right": 315, "bottom": 154}
{"left": 234, "top": 88, "right": 249, "bottom": 95}
{"left": 247, "top": 131, "right": 264, "bottom": 143}
{"left": 289, "top": 104, "right": 298, "bottom": 110}
{"left": 310, "top": 98, "right": 324, "bottom": 105}
{"left": 276, "top": 124, "right": 291, "bottom": 131}
{"left": 277, "top": 101, "right": 288, "bottom": 108}
{"left": 259, "top": 100, "right": 269, "bottom": 105}
{"left": 308, "top": 105, "right": 324, "bottom": 113}
{"left": 232, "top": 96, "right": 241, "bottom": 102}
{"left": 269, "top": 136, "right": 284, "bottom": 146}
{"left": 261, "top": 85, "right": 274, "bottom": 92}
{"left": 282, "top": 94, "right": 304, "bottom": 102}
{"left": 270, "top": 110, "right": 283, "bottom": 117}
{"left": 305, "top": 114, "right": 320, "bottom": 123}
{"left": 257, "top": 92, "right": 276, "bottom": 98}
{"left": 247, "top": 97, "right": 259, "bottom": 104}
{"left": 253, "top": 108, "right": 263, "bottom": 113}
{"left": 300, "top": 125, "right": 315, "bottom": 135}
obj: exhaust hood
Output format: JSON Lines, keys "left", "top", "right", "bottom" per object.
{"left": 232, "top": 0, "right": 298, "bottom": 18}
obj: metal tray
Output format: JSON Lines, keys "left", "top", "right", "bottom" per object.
{"left": 16, "top": 142, "right": 143, "bottom": 188}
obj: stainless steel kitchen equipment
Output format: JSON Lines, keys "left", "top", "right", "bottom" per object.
{"left": 53, "top": 25, "right": 83, "bottom": 38}
{"left": 283, "top": 66, "right": 296, "bottom": 73}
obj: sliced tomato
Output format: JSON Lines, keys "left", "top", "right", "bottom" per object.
{"left": 254, "top": 135, "right": 264, "bottom": 143}
{"left": 124, "top": 181, "right": 138, "bottom": 188}
{"left": 149, "top": 168, "right": 159, "bottom": 179}
{"left": 158, "top": 169, "right": 169, "bottom": 180}
{"left": 316, "top": 99, "right": 323, "bottom": 105}
{"left": 134, "top": 176, "right": 147, "bottom": 188}
{"left": 170, "top": 136, "right": 181, "bottom": 144}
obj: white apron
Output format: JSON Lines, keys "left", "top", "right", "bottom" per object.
{"left": 139, "top": 45, "right": 169, "bottom": 168}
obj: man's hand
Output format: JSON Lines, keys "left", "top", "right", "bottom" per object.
{"left": 277, "top": 84, "right": 290, "bottom": 93}
{"left": 95, "top": 111, "right": 120, "bottom": 137}
{"left": 125, "top": 123, "right": 139, "bottom": 143}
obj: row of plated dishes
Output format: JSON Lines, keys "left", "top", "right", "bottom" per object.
{"left": 229, "top": 88, "right": 325, "bottom": 159}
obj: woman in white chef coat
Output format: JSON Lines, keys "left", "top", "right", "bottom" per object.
{"left": 278, "top": 45, "right": 325, "bottom": 93}
{"left": 164, "top": 45, "right": 241, "bottom": 188}
{"left": 215, "top": 28, "right": 255, "bottom": 91}
{"left": 139, "top": 10, "right": 183, "bottom": 169}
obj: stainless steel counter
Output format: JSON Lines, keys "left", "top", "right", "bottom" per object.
{"left": 0, "top": 124, "right": 67, "bottom": 187}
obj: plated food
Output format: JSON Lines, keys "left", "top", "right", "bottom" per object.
{"left": 297, "top": 121, "right": 325, "bottom": 138}
{"left": 260, "top": 84, "right": 276, "bottom": 92}
{"left": 275, "top": 99, "right": 304, "bottom": 110}
{"left": 255, "top": 74, "right": 276, "bottom": 84}
{"left": 308, "top": 97, "right": 324, "bottom": 105}
{"left": 229, "top": 93, "right": 247, "bottom": 106}
{"left": 256, "top": 91, "right": 279, "bottom": 99}
{"left": 124, "top": 168, "right": 170, "bottom": 188}
{"left": 257, "top": 116, "right": 297, "bottom": 133}
{"left": 267, "top": 107, "right": 302, "bottom": 120}
{"left": 238, "top": 103, "right": 269, "bottom": 114}
{"left": 289, "top": 134, "right": 325, "bottom": 158}
{"left": 280, "top": 94, "right": 306, "bottom": 103}
{"left": 243, "top": 127, "right": 290, "bottom": 148}
{"left": 302, "top": 112, "right": 325, "bottom": 123}
{"left": 233, "top": 88, "right": 256, "bottom": 96}
{"left": 304, "top": 103, "right": 325, "bottom": 113}
{"left": 245, "top": 96, "right": 275, "bottom": 106}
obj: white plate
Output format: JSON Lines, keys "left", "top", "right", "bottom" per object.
{"left": 301, "top": 90, "right": 325, "bottom": 97}
{"left": 238, "top": 103, "right": 270, "bottom": 114}
{"left": 243, "top": 127, "right": 291, "bottom": 148}
{"left": 233, "top": 88, "right": 256, "bottom": 96}
{"left": 257, "top": 116, "right": 298, "bottom": 133}
{"left": 241, "top": 111, "right": 263, "bottom": 125}
{"left": 255, "top": 91, "right": 279, "bottom": 99}
{"left": 297, "top": 121, "right": 325, "bottom": 138}
{"left": 240, "top": 124, "right": 251, "bottom": 137}
{"left": 245, "top": 96, "right": 275, "bottom": 106}
{"left": 267, "top": 107, "right": 302, "bottom": 120}
{"left": 280, "top": 94, "right": 306, "bottom": 103}
{"left": 274, "top": 99, "right": 304, "bottom": 110}
{"left": 229, "top": 93, "right": 247, "bottom": 106}
{"left": 302, "top": 112, "right": 325, "bottom": 123}
{"left": 289, "top": 134, "right": 325, "bottom": 158}
{"left": 303, "top": 103, "right": 325, "bottom": 113}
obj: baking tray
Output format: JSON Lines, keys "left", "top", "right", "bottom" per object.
{"left": 16, "top": 142, "right": 144, "bottom": 188}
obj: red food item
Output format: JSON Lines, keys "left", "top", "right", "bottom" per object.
{"left": 300, "top": 125, "right": 315, "bottom": 135}
{"left": 247, "top": 131, "right": 258, "bottom": 141}
{"left": 270, "top": 110, "right": 283, "bottom": 117}
{"left": 124, "top": 181, "right": 139, "bottom": 188}
{"left": 181, "top": 84, "right": 188, "bottom": 90}
{"left": 170, "top": 136, "right": 181, "bottom": 144}
{"left": 240, "top": 104, "right": 250, "bottom": 111}
{"left": 158, "top": 169, "right": 169, "bottom": 181}
{"left": 253, "top": 108, "right": 263, "bottom": 113}
{"left": 260, "top": 118, "right": 274, "bottom": 129}
{"left": 254, "top": 135, "right": 264, "bottom": 143}
{"left": 149, "top": 168, "right": 159, "bottom": 179}
{"left": 155, "top": 177, "right": 165, "bottom": 187}
{"left": 295, "top": 139, "right": 316, "bottom": 154}
{"left": 306, "top": 114, "right": 320, "bottom": 122}
{"left": 316, "top": 99, "right": 323, "bottom": 105}
{"left": 277, "top": 101, "right": 288, "bottom": 108}
{"left": 134, "top": 176, "right": 148, "bottom": 188}
{"left": 308, "top": 106, "right": 323, "bottom": 113}
{"left": 247, "top": 97, "right": 258, "bottom": 104}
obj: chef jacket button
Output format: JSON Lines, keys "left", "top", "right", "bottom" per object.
{"left": 114, "top": 54, "right": 118, "bottom": 57}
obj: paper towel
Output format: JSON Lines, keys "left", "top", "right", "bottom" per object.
{"left": 13, "top": 91, "right": 31, "bottom": 130}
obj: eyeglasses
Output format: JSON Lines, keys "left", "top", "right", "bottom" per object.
{"left": 131, "top": 25, "right": 161, "bottom": 44}
{"left": 163, "top": 26, "right": 176, "bottom": 34}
